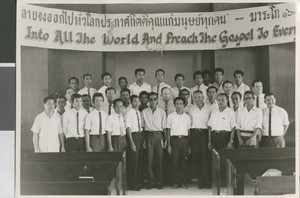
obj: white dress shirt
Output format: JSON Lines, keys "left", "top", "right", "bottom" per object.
{"left": 128, "top": 82, "right": 151, "bottom": 96}
{"left": 253, "top": 93, "right": 267, "bottom": 110}
{"left": 100, "top": 101, "right": 115, "bottom": 115}
{"left": 207, "top": 107, "right": 236, "bottom": 131}
{"left": 63, "top": 108, "right": 88, "bottom": 138}
{"left": 211, "top": 82, "right": 224, "bottom": 94}
{"left": 31, "top": 111, "right": 63, "bottom": 152}
{"left": 64, "top": 101, "right": 72, "bottom": 112}
{"left": 125, "top": 109, "right": 143, "bottom": 133}
{"left": 78, "top": 87, "right": 97, "bottom": 100}
{"left": 85, "top": 109, "right": 108, "bottom": 135}
{"left": 190, "top": 84, "right": 208, "bottom": 103}
{"left": 166, "top": 111, "right": 191, "bottom": 136}
{"left": 206, "top": 100, "right": 219, "bottom": 113}
{"left": 105, "top": 112, "right": 126, "bottom": 136}
{"left": 122, "top": 104, "right": 132, "bottom": 117}
{"left": 262, "top": 106, "right": 289, "bottom": 136}
{"left": 183, "top": 103, "right": 192, "bottom": 114}
{"left": 141, "top": 107, "right": 167, "bottom": 131}
{"left": 158, "top": 99, "right": 176, "bottom": 116}
{"left": 188, "top": 104, "right": 210, "bottom": 129}
{"left": 171, "top": 86, "right": 190, "bottom": 100}
{"left": 233, "top": 83, "right": 250, "bottom": 99}
{"left": 236, "top": 106, "right": 262, "bottom": 137}
{"left": 152, "top": 82, "right": 171, "bottom": 95}
{"left": 98, "top": 85, "right": 110, "bottom": 102}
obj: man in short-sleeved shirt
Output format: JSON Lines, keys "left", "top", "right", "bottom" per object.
{"left": 211, "top": 68, "right": 224, "bottom": 95}
{"left": 65, "top": 87, "right": 75, "bottom": 112}
{"left": 167, "top": 97, "right": 191, "bottom": 189}
{"left": 158, "top": 87, "right": 176, "bottom": 116}
{"left": 31, "top": 96, "right": 65, "bottom": 153}
{"left": 152, "top": 69, "right": 171, "bottom": 103}
{"left": 128, "top": 68, "right": 151, "bottom": 96}
{"left": 78, "top": 73, "right": 97, "bottom": 102}
{"left": 232, "top": 70, "right": 250, "bottom": 100}
{"left": 171, "top": 73, "right": 190, "bottom": 101}
{"left": 206, "top": 86, "right": 218, "bottom": 113}
{"left": 190, "top": 71, "right": 208, "bottom": 104}
{"left": 260, "top": 93, "right": 289, "bottom": 147}
{"left": 98, "top": 72, "right": 112, "bottom": 103}
{"left": 252, "top": 80, "right": 267, "bottom": 110}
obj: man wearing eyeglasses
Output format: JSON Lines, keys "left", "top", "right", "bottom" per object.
{"left": 141, "top": 92, "right": 167, "bottom": 189}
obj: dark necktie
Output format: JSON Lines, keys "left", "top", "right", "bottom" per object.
{"left": 197, "top": 85, "right": 200, "bottom": 91}
{"left": 108, "top": 103, "right": 112, "bottom": 115}
{"left": 269, "top": 109, "right": 272, "bottom": 137}
{"left": 136, "top": 110, "right": 141, "bottom": 133}
{"left": 256, "top": 96, "right": 259, "bottom": 108}
{"left": 87, "top": 88, "right": 91, "bottom": 99}
{"left": 99, "top": 111, "right": 102, "bottom": 137}
{"left": 227, "top": 99, "right": 230, "bottom": 108}
{"left": 157, "top": 84, "right": 160, "bottom": 96}
{"left": 164, "top": 101, "right": 168, "bottom": 115}
{"left": 76, "top": 112, "right": 79, "bottom": 136}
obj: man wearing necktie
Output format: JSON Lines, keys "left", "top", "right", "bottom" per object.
{"left": 252, "top": 80, "right": 267, "bottom": 110}
{"left": 125, "top": 95, "right": 144, "bottom": 191}
{"left": 260, "top": 93, "right": 289, "bottom": 147}
{"left": 101, "top": 87, "right": 116, "bottom": 115}
{"left": 78, "top": 74, "right": 97, "bottom": 103}
{"left": 152, "top": 69, "right": 171, "bottom": 103}
{"left": 84, "top": 93, "right": 108, "bottom": 152}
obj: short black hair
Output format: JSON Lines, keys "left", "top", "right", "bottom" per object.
{"left": 68, "top": 77, "right": 79, "bottom": 84}
{"left": 233, "top": 70, "right": 244, "bottom": 77}
{"left": 193, "top": 71, "right": 203, "bottom": 80}
{"left": 252, "top": 80, "right": 263, "bottom": 87}
{"left": 65, "top": 87, "right": 74, "bottom": 93}
{"left": 179, "top": 88, "right": 190, "bottom": 95}
{"left": 101, "top": 72, "right": 111, "bottom": 80}
{"left": 71, "top": 93, "right": 82, "bottom": 103}
{"left": 43, "top": 96, "right": 55, "bottom": 104}
{"left": 118, "top": 76, "right": 127, "bottom": 83}
{"left": 105, "top": 87, "right": 116, "bottom": 95}
{"left": 148, "top": 92, "right": 158, "bottom": 99}
{"left": 202, "top": 70, "right": 211, "bottom": 76}
{"left": 174, "top": 73, "right": 185, "bottom": 81}
{"left": 135, "top": 68, "right": 145, "bottom": 76}
{"left": 173, "top": 97, "right": 185, "bottom": 105}
{"left": 222, "top": 80, "right": 233, "bottom": 88}
{"left": 121, "top": 88, "right": 131, "bottom": 96}
{"left": 92, "top": 93, "right": 104, "bottom": 103}
{"left": 244, "top": 90, "right": 254, "bottom": 99}
{"left": 264, "top": 92, "right": 275, "bottom": 100}
{"left": 130, "top": 94, "right": 139, "bottom": 103}
{"left": 161, "top": 87, "right": 171, "bottom": 94}
{"left": 207, "top": 86, "right": 218, "bottom": 93}
{"left": 155, "top": 69, "right": 165, "bottom": 76}
{"left": 217, "top": 93, "right": 229, "bottom": 102}
{"left": 139, "top": 91, "right": 149, "bottom": 98}
{"left": 214, "top": 67, "right": 224, "bottom": 75}
{"left": 83, "top": 73, "right": 92, "bottom": 79}
{"left": 193, "top": 90, "right": 203, "bottom": 95}
{"left": 231, "top": 91, "right": 242, "bottom": 99}
{"left": 57, "top": 95, "right": 67, "bottom": 102}
{"left": 113, "top": 98, "right": 124, "bottom": 106}
{"left": 81, "top": 94, "right": 90, "bottom": 99}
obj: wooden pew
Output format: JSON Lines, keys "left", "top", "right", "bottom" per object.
{"left": 21, "top": 152, "right": 126, "bottom": 195}
{"left": 244, "top": 174, "right": 295, "bottom": 195}
{"left": 226, "top": 157, "right": 295, "bottom": 195}
{"left": 211, "top": 147, "right": 295, "bottom": 195}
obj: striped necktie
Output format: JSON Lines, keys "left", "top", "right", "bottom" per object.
{"left": 157, "top": 84, "right": 160, "bottom": 96}
{"left": 165, "top": 101, "right": 168, "bottom": 115}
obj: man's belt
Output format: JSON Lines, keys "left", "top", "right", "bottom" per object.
{"left": 240, "top": 130, "right": 254, "bottom": 137}
{"left": 147, "top": 130, "right": 163, "bottom": 134}
{"left": 262, "top": 135, "right": 280, "bottom": 138}
{"left": 212, "top": 130, "right": 231, "bottom": 133}
{"left": 192, "top": 128, "right": 208, "bottom": 131}
{"left": 171, "top": 135, "right": 188, "bottom": 138}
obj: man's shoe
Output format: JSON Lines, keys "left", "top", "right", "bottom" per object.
{"left": 197, "top": 184, "right": 204, "bottom": 189}
{"left": 171, "top": 184, "right": 178, "bottom": 189}
{"left": 132, "top": 186, "right": 141, "bottom": 191}
{"left": 146, "top": 184, "right": 154, "bottom": 189}
{"left": 156, "top": 184, "right": 163, "bottom": 190}
{"left": 181, "top": 183, "right": 188, "bottom": 189}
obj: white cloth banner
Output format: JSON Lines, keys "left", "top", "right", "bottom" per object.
{"left": 19, "top": 3, "right": 295, "bottom": 51}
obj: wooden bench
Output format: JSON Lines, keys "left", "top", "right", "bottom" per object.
{"left": 21, "top": 152, "right": 126, "bottom": 195}
{"left": 244, "top": 173, "right": 295, "bottom": 195}
{"left": 211, "top": 147, "right": 295, "bottom": 195}
{"left": 226, "top": 157, "right": 295, "bottom": 195}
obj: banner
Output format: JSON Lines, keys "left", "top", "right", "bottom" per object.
{"left": 19, "top": 3, "right": 296, "bottom": 52}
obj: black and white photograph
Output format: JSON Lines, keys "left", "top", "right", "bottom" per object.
{"left": 15, "top": 0, "right": 298, "bottom": 197}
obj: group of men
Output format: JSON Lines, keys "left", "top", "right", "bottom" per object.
{"left": 31, "top": 67, "right": 290, "bottom": 191}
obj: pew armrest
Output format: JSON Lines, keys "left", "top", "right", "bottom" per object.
{"left": 226, "top": 159, "right": 236, "bottom": 195}
{"left": 108, "top": 178, "right": 117, "bottom": 195}
{"left": 244, "top": 174, "right": 255, "bottom": 195}
{"left": 211, "top": 149, "right": 220, "bottom": 195}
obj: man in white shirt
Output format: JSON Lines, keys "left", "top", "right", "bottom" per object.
{"left": 98, "top": 72, "right": 112, "bottom": 102}
{"left": 260, "top": 93, "right": 289, "bottom": 147}
{"left": 206, "top": 86, "right": 218, "bottom": 112}
{"left": 208, "top": 93, "right": 236, "bottom": 151}
{"left": 81, "top": 94, "right": 94, "bottom": 113}
{"left": 128, "top": 68, "right": 151, "bottom": 96}
{"left": 63, "top": 94, "right": 88, "bottom": 152}
{"left": 203, "top": 70, "right": 212, "bottom": 87}
{"left": 68, "top": 76, "right": 79, "bottom": 93}
{"left": 138, "top": 91, "right": 149, "bottom": 112}
{"left": 116, "top": 77, "right": 128, "bottom": 99}
{"left": 167, "top": 97, "right": 191, "bottom": 189}
{"left": 101, "top": 87, "right": 116, "bottom": 115}
{"left": 125, "top": 95, "right": 144, "bottom": 191}
{"left": 31, "top": 96, "right": 65, "bottom": 153}
{"left": 65, "top": 87, "right": 75, "bottom": 112}
{"left": 141, "top": 92, "right": 167, "bottom": 190}
{"left": 252, "top": 80, "right": 267, "bottom": 109}
{"left": 84, "top": 93, "right": 108, "bottom": 152}
{"left": 55, "top": 95, "right": 66, "bottom": 116}
{"left": 188, "top": 90, "right": 211, "bottom": 189}
{"left": 232, "top": 70, "right": 250, "bottom": 99}
{"left": 78, "top": 73, "right": 97, "bottom": 101}
{"left": 190, "top": 71, "right": 208, "bottom": 104}
{"left": 234, "top": 91, "right": 262, "bottom": 148}
{"left": 152, "top": 69, "right": 171, "bottom": 102}
{"left": 171, "top": 73, "right": 190, "bottom": 100}
{"left": 231, "top": 91, "right": 242, "bottom": 112}
{"left": 158, "top": 87, "right": 176, "bottom": 116}
{"left": 120, "top": 88, "right": 132, "bottom": 117}
{"left": 179, "top": 88, "right": 192, "bottom": 114}
{"left": 106, "top": 98, "right": 127, "bottom": 152}
{"left": 222, "top": 80, "right": 234, "bottom": 109}
{"left": 211, "top": 68, "right": 224, "bottom": 94}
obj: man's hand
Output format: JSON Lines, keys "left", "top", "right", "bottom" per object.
{"left": 131, "top": 143, "right": 137, "bottom": 152}
{"left": 108, "top": 146, "right": 114, "bottom": 152}
{"left": 86, "top": 147, "right": 93, "bottom": 152}
{"left": 168, "top": 146, "right": 171, "bottom": 154}
{"left": 61, "top": 146, "right": 65, "bottom": 152}
{"left": 208, "top": 142, "right": 212, "bottom": 150}
{"left": 143, "top": 141, "right": 147, "bottom": 149}
{"left": 34, "top": 148, "right": 40, "bottom": 153}
{"left": 188, "top": 146, "right": 191, "bottom": 155}
{"left": 238, "top": 137, "right": 244, "bottom": 146}
{"left": 226, "top": 142, "right": 234, "bottom": 149}
{"left": 245, "top": 137, "right": 254, "bottom": 146}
